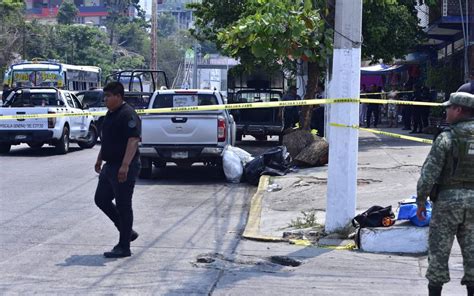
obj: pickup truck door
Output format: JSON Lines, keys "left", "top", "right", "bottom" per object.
{"left": 63, "top": 93, "right": 82, "bottom": 138}
{"left": 71, "top": 94, "right": 88, "bottom": 137}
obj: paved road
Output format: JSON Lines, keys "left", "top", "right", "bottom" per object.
{"left": 0, "top": 143, "right": 258, "bottom": 294}
{"left": 1, "top": 135, "right": 466, "bottom": 295}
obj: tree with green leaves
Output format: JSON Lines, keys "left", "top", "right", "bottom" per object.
{"left": 57, "top": 0, "right": 79, "bottom": 25}
{"left": 190, "top": 0, "right": 433, "bottom": 129}
{"left": 104, "top": 0, "right": 142, "bottom": 45}
{"left": 0, "top": 0, "right": 24, "bottom": 73}
{"left": 195, "top": 0, "right": 331, "bottom": 129}
{"left": 157, "top": 13, "right": 178, "bottom": 37}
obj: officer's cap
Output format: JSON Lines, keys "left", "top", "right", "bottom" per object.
{"left": 442, "top": 92, "right": 474, "bottom": 109}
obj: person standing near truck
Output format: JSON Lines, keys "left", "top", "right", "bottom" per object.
{"left": 282, "top": 86, "right": 301, "bottom": 129}
{"left": 94, "top": 81, "right": 141, "bottom": 258}
{"left": 416, "top": 92, "right": 474, "bottom": 296}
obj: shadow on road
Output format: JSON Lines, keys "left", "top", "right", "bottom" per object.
{"left": 56, "top": 254, "right": 116, "bottom": 267}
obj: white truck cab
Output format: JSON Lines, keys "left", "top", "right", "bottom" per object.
{"left": 0, "top": 87, "right": 98, "bottom": 154}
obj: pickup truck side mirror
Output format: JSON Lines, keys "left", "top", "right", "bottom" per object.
{"left": 83, "top": 103, "right": 89, "bottom": 110}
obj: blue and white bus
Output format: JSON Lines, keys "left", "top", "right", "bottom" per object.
{"left": 4, "top": 61, "right": 101, "bottom": 91}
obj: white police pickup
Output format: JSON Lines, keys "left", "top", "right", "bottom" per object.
{"left": 0, "top": 87, "right": 98, "bottom": 154}
{"left": 138, "top": 89, "right": 236, "bottom": 178}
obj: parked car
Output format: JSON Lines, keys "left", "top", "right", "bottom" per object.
{"left": 227, "top": 66, "right": 285, "bottom": 142}
{"left": 139, "top": 89, "right": 236, "bottom": 179}
{"left": 76, "top": 89, "right": 106, "bottom": 136}
{"left": 0, "top": 87, "right": 98, "bottom": 154}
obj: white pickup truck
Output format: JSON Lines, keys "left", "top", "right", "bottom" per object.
{"left": 139, "top": 89, "right": 236, "bottom": 179}
{"left": 0, "top": 87, "right": 98, "bottom": 154}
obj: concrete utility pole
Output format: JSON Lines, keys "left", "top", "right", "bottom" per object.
{"left": 325, "top": 0, "right": 363, "bottom": 233}
{"left": 151, "top": 0, "right": 158, "bottom": 70}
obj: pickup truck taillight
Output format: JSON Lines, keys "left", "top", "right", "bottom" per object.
{"left": 48, "top": 111, "right": 56, "bottom": 128}
{"left": 218, "top": 117, "right": 226, "bottom": 142}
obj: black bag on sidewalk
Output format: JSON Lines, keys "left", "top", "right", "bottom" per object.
{"left": 352, "top": 205, "right": 395, "bottom": 249}
{"left": 244, "top": 146, "right": 292, "bottom": 185}
{"left": 351, "top": 205, "right": 395, "bottom": 228}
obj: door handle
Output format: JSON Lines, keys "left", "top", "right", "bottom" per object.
{"left": 171, "top": 117, "right": 187, "bottom": 123}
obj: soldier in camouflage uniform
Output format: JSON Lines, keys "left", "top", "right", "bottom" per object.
{"left": 416, "top": 92, "right": 474, "bottom": 296}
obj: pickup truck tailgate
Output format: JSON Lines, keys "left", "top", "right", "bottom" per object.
{"left": 0, "top": 108, "right": 49, "bottom": 130}
{"left": 142, "top": 113, "right": 219, "bottom": 145}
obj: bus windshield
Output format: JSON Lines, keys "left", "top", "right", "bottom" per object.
{"left": 4, "top": 61, "right": 101, "bottom": 91}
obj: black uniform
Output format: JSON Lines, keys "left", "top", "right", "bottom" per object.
{"left": 366, "top": 92, "right": 380, "bottom": 128}
{"left": 94, "top": 103, "right": 141, "bottom": 250}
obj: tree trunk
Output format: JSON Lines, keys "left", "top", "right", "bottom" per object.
{"left": 299, "top": 61, "right": 319, "bottom": 130}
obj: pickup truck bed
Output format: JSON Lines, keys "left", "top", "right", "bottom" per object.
{"left": 138, "top": 89, "right": 235, "bottom": 179}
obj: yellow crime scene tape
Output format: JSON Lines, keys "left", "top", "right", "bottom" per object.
{"left": 0, "top": 97, "right": 443, "bottom": 121}
{"left": 329, "top": 123, "right": 434, "bottom": 145}
{"left": 359, "top": 98, "right": 441, "bottom": 106}
{"left": 0, "top": 98, "right": 357, "bottom": 121}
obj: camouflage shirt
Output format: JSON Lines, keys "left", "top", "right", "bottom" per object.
{"left": 416, "top": 119, "right": 474, "bottom": 207}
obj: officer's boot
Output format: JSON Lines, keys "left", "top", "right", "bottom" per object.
{"left": 428, "top": 284, "right": 442, "bottom": 296}
{"left": 467, "top": 286, "right": 474, "bottom": 296}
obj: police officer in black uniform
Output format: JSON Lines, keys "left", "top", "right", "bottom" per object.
{"left": 94, "top": 81, "right": 141, "bottom": 258}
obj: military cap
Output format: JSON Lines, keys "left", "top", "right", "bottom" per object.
{"left": 442, "top": 92, "right": 474, "bottom": 108}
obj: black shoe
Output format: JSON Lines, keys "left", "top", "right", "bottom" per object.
{"left": 104, "top": 245, "right": 131, "bottom": 258}
{"left": 409, "top": 130, "right": 416, "bottom": 134}
{"left": 131, "top": 230, "right": 139, "bottom": 242}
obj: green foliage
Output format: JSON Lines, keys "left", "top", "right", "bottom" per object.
{"left": 157, "top": 35, "right": 188, "bottom": 87}
{"left": 116, "top": 22, "right": 149, "bottom": 55}
{"left": 0, "top": 0, "right": 23, "bottom": 11}
{"left": 426, "top": 62, "right": 464, "bottom": 99}
{"left": 0, "top": 0, "right": 24, "bottom": 72}
{"left": 115, "top": 55, "right": 146, "bottom": 70}
{"left": 57, "top": 0, "right": 79, "bottom": 25}
{"left": 217, "top": 0, "right": 332, "bottom": 70}
{"left": 188, "top": 0, "right": 247, "bottom": 46}
{"left": 157, "top": 13, "right": 178, "bottom": 37}
{"left": 362, "top": 0, "right": 427, "bottom": 63}
{"left": 288, "top": 210, "right": 321, "bottom": 229}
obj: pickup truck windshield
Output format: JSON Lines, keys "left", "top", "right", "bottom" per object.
{"left": 153, "top": 94, "right": 218, "bottom": 108}
{"left": 77, "top": 91, "right": 105, "bottom": 108}
{"left": 5, "top": 92, "right": 64, "bottom": 107}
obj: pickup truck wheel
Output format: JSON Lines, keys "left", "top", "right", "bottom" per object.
{"left": 78, "top": 124, "right": 98, "bottom": 149}
{"left": 55, "top": 126, "right": 70, "bottom": 155}
{"left": 27, "top": 142, "right": 44, "bottom": 149}
{"left": 0, "top": 144, "right": 11, "bottom": 154}
{"left": 139, "top": 157, "right": 152, "bottom": 179}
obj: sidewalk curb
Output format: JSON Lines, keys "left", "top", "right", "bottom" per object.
{"left": 242, "top": 175, "right": 288, "bottom": 242}
{"left": 241, "top": 174, "right": 356, "bottom": 250}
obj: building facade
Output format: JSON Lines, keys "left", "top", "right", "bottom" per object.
{"left": 422, "top": 0, "right": 473, "bottom": 82}
{"left": 25, "top": 0, "right": 134, "bottom": 26}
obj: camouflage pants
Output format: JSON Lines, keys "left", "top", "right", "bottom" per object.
{"left": 426, "top": 189, "right": 474, "bottom": 286}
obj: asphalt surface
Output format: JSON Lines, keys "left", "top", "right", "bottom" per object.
{"left": 0, "top": 143, "right": 254, "bottom": 294}
{"left": 0, "top": 132, "right": 468, "bottom": 295}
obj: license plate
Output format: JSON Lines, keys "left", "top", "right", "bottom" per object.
{"left": 15, "top": 135, "right": 27, "bottom": 140}
{"left": 171, "top": 151, "right": 188, "bottom": 159}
